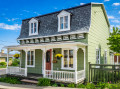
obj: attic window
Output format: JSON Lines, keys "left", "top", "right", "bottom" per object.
{"left": 29, "top": 18, "right": 38, "bottom": 36}
{"left": 58, "top": 11, "right": 71, "bottom": 32}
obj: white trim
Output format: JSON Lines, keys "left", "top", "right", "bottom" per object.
{"left": 58, "top": 11, "right": 71, "bottom": 32}
{"left": 17, "top": 31, "right": 88, "bottom": 40}
{"left": 27, "top": 50, "right": 35, "bottom": 67}
{"left": 51, "top": 49, "right": 53, "bottom": 71}
{"left": 29, "top": 18, "right": 38, "bottom": 36}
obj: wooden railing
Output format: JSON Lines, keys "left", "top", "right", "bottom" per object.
{"left": 89, "top": 63, "right": 120, "bottom": 83}
{"left": 45, "top": 70, "right": 85, "bottom": 83}
{"left": 7, "top": 67, "right": 26, "bottom": 76}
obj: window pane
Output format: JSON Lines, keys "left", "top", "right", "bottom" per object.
{"left": 64, "top": 16, "right": 68, "bottom": 29}
{"left": 105, "top": 51, "right": 107, "bottom": 64}
{"left": 27, "top": 51, "right": 30, "bottom": 65}
{"left": 60, "top": 17, "right": 63, "bottom": 29}
{"left": 31, "top": 51, "right": 34, "bottom": 65}
{"left": 64, "top": 50, "right": 68, "bottom": 67}
{"left": 34, "top": 23, "right": 37, "bottom": 33}
{"left": 46, "top": 51, "right": 50, "bottom": 62}
{"left": 69, "top": 50, "right": 73, "bottom": 68}
{"left": 31, "top": 23, "right": 33, "bottom": 33}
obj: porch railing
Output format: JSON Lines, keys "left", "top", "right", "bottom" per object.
{"left": 77, "top": 70, "right": 85, "bottom": 82}
{"left": 45, "top": 70, "right": 85, "bottom": 83}
{"left": 7, "top": 67, "right": 26, "bottom": 76}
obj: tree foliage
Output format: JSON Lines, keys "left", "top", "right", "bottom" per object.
{"left": 107, "top": 27, "right": 120, "bottom": 53}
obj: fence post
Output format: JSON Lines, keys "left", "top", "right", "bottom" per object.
{"left": 89, "top": 62, "right": 91, "bottom": 82}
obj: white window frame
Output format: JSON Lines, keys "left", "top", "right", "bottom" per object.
{"left": 61, "top": 48, "right": 74, "bottom": 70}
{"left": 29, "top": 18, "right": 38, "bottom": 36}
{"left": 58, "top": 10, "right": 71, "bottom": 32}
{"left": 96, "top": 48, "right": 100, "bottom": 64}
{"left": 27, "top": 50, "right": 35, "bottom": 67}
{"left": 104, "top": 50, "right": 107, "bottom": 64}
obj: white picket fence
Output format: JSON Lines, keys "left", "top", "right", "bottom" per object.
{"left": 7, "top": 67, "right": 26, "bottom": 76}
{"left": 45, "top": 70, "right": 85, "bottom": 83}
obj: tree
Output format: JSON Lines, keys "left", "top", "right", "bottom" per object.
{"left": 107, "top": 27, "right": 120, "bottom": 53}
{"left": 13, "top": 53, "right": 20, "bottom": 59}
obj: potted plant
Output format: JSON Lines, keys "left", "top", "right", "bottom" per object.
{"left": 53, "top": 59, "right": 57, "bottom": 63}
{"left": 55, "top": 54, "right": 63, "bottom": 60}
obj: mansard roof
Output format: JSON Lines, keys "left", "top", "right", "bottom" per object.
{"left": 18, "top": 3, "right": 92, "bottom": 40}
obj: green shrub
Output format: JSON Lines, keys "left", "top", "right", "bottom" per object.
{"left": 0, "top": 62, "right": 6, "bottom": 66}
{"left": 60, "top": 84, "right": 65, "bottom": 87}
{"left": 96, "top": 82, "right": 110, "bottom": 89}
{"left": 37, "top": 78, "right": 51, "bottom": 86}
{"left": 52, "top": 83, "right": 58, "bottom": 87}
{"left": 86, "top": 83, "right": 96, "bottom": 89}
{"left": 0, "top": 77, "right": 21, "bottom": 84}
{"left": 11, "top": 59, "right": 20, "bottom": 66}
{"left": 77, "top": 84, "right": 86, "bottom": 88}
{"left": 67, "top": 83, "right": 75, "bottom": 88}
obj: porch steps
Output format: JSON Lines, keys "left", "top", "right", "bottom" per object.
{"left": 21, "top": 79, "right": 38, "bottom": 84}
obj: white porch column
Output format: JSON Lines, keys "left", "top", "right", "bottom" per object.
{"left": 83, "top": 47, "right": 86, "bottom": 78}
{"left": 42, "top": 48, "right": 46, "bottom": 78}
{"left": 117, "top": 56, "right": 119, "bottom": 64}
{"left": 113, "top": 54, "right": 114, "bottom": 64}
{"left": 7, "top": 49, "right": 9, "bottom": 67}
{"left": 25, "top": 50, "right": 28, "bottom": 76}
{"left": 74, "top": 47, "right": 78, "bottom": 84}
{"left": 6, "top": 49, "right": 9, "bottom": 74}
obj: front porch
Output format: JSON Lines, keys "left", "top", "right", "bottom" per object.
{"left": 5, "top": 41, "right": 87, "bottom": 84}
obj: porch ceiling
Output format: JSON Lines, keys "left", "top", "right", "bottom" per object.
{"left": 4, "top": 41, "right": 88, "bottom": 51}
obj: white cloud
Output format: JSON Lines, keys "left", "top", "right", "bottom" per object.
{"left": 111, "top": 20, "right": 120, "bottom": 23}
{"left": 113, "top": 3, "right": 120, "bottom": 6}
{"left": 80, "top": 3, "right": 85, "bottom": 5}
{"left": 108, "top": 15, "right": 115, "bottom": 19}
{"left": 34, "top": 12, "right": 40, "bottom": 15}
{"left": 0, "top": 23, "right": 21, "bottom": 30}
{"left": 7, "top": 18, "right": 19, "bottom": 22}
{"left": 54, "top": 7, "right": 57, "bottom": 9}
{"left": 105, "top": 0, "right": 110, "bottom": 1}
{"left": 23, "top": 10, "right": 29, "bottom": 12}
{"left": 119, "top": 11, "right": 120, "bottom": 14}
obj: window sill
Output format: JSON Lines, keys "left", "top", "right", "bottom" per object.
{"left": 58, "top": 29, "right": 70, "bottom": 32}
{"left": 29, "top": 33, "right": 38, "bottom": 36}
{"left": 61, "top": 68, "right": 75, "bottom": 70}
{"left": 27, "top": 65, "right": 35, "bottom": 67}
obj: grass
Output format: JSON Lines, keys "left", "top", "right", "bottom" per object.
{"left": 0, "top": 65, "right": 6, "bottom": 68}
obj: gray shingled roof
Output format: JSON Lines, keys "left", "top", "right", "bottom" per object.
{"left": 18, "top": 3, "right": 91, "bottom": 40}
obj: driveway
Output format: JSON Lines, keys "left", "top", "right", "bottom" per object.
{"left": 0, "top": 68, "right": 6, "bottom": 75}
{"left": 0, "top": 82, "right": 79, "bottom": 89}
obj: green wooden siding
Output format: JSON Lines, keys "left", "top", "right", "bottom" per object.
{"left": 86, "top": 4, "right": 110, "bottom": 81}
{"left": 88, "top": 4, "right": 110, "bottom": 64}
{"left": 77, "top": 48, "right": 84, "bottom": 71}
{"left": 21, "top": 49, "right": 42, "bottom": 74}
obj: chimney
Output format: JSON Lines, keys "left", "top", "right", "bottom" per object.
{"left": 1, "top": 49, "right": 4, "bottom": 53}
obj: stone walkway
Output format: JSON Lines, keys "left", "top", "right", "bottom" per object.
{"left": 0, "top": 82, "right": 80, "bottom": 89}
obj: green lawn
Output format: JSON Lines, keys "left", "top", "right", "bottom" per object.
{"left": 0, "top": 65, "right": 6, "bottom": 68}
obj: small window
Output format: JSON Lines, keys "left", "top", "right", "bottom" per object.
{"left": 27, "top": 50, "right": 35, "bottom": 67}
{"left": 96, "top": 49, "right": 100, "bottom": 64}
{"left": 58, "top": 11, "right": 70, "bottom": 32}
{"left": 29, "top": 18, "right": 38, "bottom": 36}
{"left": 62, "top": 49, "right": 74, "bottom": 69}
{"left": 104, "top": 51, "right": 107, "bottom": 64}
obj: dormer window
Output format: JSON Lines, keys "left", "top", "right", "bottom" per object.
{"left": 29, "top": 18, "right": 38, "bottom": 36}
{"left": 58, "top": 11, "right": 71, "bottom": 32}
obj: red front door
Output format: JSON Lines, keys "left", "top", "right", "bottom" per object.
{"left": 46, "top": 49, "right": 52, "bottom": 70}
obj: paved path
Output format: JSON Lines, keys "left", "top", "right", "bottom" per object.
{"left": 0, "top": 68, "right": 6, "bottom": 75}
{"left": 0, "top": 82, "right": 80, "bottom": 89}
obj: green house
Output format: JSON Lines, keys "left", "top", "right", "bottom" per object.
{"left": 5, "top": 3, "right": 110, "bottom": 84}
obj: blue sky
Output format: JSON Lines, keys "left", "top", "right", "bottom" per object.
{"left": 0, "top": 0, "right": 120, "bottom": 52}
